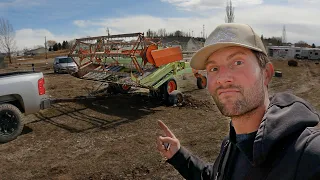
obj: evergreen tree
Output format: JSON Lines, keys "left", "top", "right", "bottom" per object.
{"left": 65, "top": 41, "right": 69, "bottom": 49}
{"left": 62, "top": 41, "right": 66, "bottom": 49}
{"left": 53, "top": 43, "right": 58, "bottom": 51}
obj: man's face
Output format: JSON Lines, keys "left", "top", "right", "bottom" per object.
{"left": 205, "top": 46, "right": 266, "bottom": 117}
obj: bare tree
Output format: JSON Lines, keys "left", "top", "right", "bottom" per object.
{"left": 157, "top": 28, "right": 167, "bottom": 37}
{"left": 0, "top": 17, "right": 16, "bottom": 64}
{"left": 68, "top": 39, "right": 76, "bottom": 50}
{"left": 225, "top": 0, "right": 235, "bottom": 23}
{"left": 46, "top": 40, "right": 57, "bottom": 48}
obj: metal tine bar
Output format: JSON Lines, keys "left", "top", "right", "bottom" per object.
{"left": 85, "top": 72, "right": 98, "bottom": 80}
{"left": 83, "top": 72, "right": 94, "bottom": 78}
{"left": 112, "top": 66, "right": 123, "bottom": 72}
{"left": 108, "top": 66, "right": 118, "bottom": 71}
{"left": 75, "top": 32, "right": 142, "bottom": 41}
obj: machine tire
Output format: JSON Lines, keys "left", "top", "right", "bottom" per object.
{"left": 168, "top": 90, "right": 184, "bottom": 106}
{"left": 149, "top": 89, "right": 161, "bottom": 98}
{"left": 0, "top": 104, "right": 24, "bottom": 143}
{"left": 117, "top": 84, "right": 131, "bottom": 94}
{"left": 107, "top": 83, "right": 119, "bottom": 94}
{"left": 161, "top": 78, "right": 177, "bottom": 101}
{"left": 197, "top": 76, "right": 207, "bottom": 89}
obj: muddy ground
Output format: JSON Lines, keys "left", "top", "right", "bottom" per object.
{"left": 0, "top": 59, "right": 319, "bottom": 180}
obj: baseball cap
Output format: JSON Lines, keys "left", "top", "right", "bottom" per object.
{"left": 190, "top": 23, "right": 267, "bottom": 70}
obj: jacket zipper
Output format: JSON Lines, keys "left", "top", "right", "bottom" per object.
{"left": 215, "top": 140, "right": 230, "bottom": 180}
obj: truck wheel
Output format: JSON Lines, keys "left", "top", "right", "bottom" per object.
{"left": 0, "top": 104, "right": 24, "bottom": 143}
{"left": 197, "top": 76, "right": 207, "bottom": 89}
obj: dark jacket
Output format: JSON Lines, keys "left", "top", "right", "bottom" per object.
{"left": 167, "top": 92, "right": 320, "bottom": 180}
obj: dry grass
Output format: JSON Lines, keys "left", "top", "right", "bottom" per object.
{"left": 4, "top": 50, "right": 69, "bottom": 64}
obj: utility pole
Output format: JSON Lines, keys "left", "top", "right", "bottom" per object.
{"left": 225, "top": 0, "right": 235, "bottom": 23}
{"left": 45, "top": 36, "right": 47, "bottom": 59}
{"left": 282, "top": 25, "right": 287, "bottom": 45}
{"left": 203, "top": 25, "right": 205, "bottom": 39}
{"left": 106, "top": 27, "right": 110, "bottom": 36}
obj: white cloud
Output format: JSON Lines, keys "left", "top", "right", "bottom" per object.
{"left": 73, "top": 20, "right": 91, "bottom": 28}
{"left": 288, "top": 0, "right": 320, "bottom": 5}
{"left": 14, "top": 27, "right": 113, "bottom": 50}
{"left": 73, "top": 15, "right": 222, "bottom": 38}
{"left": 15, "top": 29, "right": 77, "bottom": 50}
{"left": 70, "top": 3, "right": 320, "bottom": 45}
{"left": 161, "top": 0, "right": 263, "bottom": 10}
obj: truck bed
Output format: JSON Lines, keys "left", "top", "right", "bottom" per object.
{"left": 0, "top": 71, "right": 39, "bottom": 78}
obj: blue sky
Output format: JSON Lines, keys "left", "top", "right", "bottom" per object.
{"left": 1, "top": 0, "right": 320, "bottom": 50}
{"left": 1, "top": 0, "right": 188, "bottom": 33}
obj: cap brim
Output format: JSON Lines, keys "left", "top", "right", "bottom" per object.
{"left": 190, "top": 42, "right": 265, "bottom": 70}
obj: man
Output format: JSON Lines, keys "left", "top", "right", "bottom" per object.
{"left": 156, "top": 23, "right": 320, "bottom": 180}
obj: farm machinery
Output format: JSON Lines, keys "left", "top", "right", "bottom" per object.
{"left": 67, "top": 32, "right": 207, "bottom": 104}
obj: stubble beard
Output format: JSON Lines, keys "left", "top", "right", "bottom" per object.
{"left": 212, "top": 77, "right": 265, "bottom": 117}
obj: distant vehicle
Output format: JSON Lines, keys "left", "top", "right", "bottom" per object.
{"left": 0, "top": 71, "right": 51, "bottom": 143}
{"left": 53, "top": 56, "right": 78, "bottom": 74}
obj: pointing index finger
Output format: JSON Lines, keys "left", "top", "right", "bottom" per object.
{"left": 158, "top": 120, "right": 176, "bottom": 139}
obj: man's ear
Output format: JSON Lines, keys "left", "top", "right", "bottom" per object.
{"left": 264, "top": 63, "right": 274, "bottom": 87}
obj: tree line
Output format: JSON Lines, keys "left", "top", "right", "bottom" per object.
{"left": 260, "top": 35, "right": 316, "bottom": 48}
{"left": 47, "top": 40, "right": 71, "bottom": 51}
{"left": 145, "top": 28, "right": 201, "bottom": 38}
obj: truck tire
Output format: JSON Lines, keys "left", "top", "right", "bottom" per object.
{"left": 0, "top": 104, "right": 24, "bottom": 143}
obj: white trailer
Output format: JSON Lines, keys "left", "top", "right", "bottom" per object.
{"left": 308, "top": 49, "right": 320, "bottom": 60}
{"left": 266, "top": 46, "right": 291, "bottom": 59}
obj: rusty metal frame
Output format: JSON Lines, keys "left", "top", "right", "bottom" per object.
{"left": 68, "top": 32, "right": 149, "bottom": 69}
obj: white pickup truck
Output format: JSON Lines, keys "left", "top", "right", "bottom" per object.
{"left": 0, "top": 71, "right": 51, "bottom": 143}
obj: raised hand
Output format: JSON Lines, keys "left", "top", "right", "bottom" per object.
{"left": 156, "top": 120, "right": 181, "bottom": 159}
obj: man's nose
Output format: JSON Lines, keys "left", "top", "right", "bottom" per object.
{"left": 216, "top": 66, "right": 233, "bottom": 85}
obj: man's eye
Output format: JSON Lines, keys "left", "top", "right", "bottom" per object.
{"left": 235, "top": 61, "right": 243, "bottom": 65}
{"left": 209, "top": 67, "right": 218, "bottom": 72}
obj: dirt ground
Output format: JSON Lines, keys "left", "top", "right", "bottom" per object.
{"left": 0, "top": 58, "right": 319, "bottom": 180}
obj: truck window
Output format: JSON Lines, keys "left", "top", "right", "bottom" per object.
{"left": 59, "top": 58, "right": 73, "bottom": 63}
